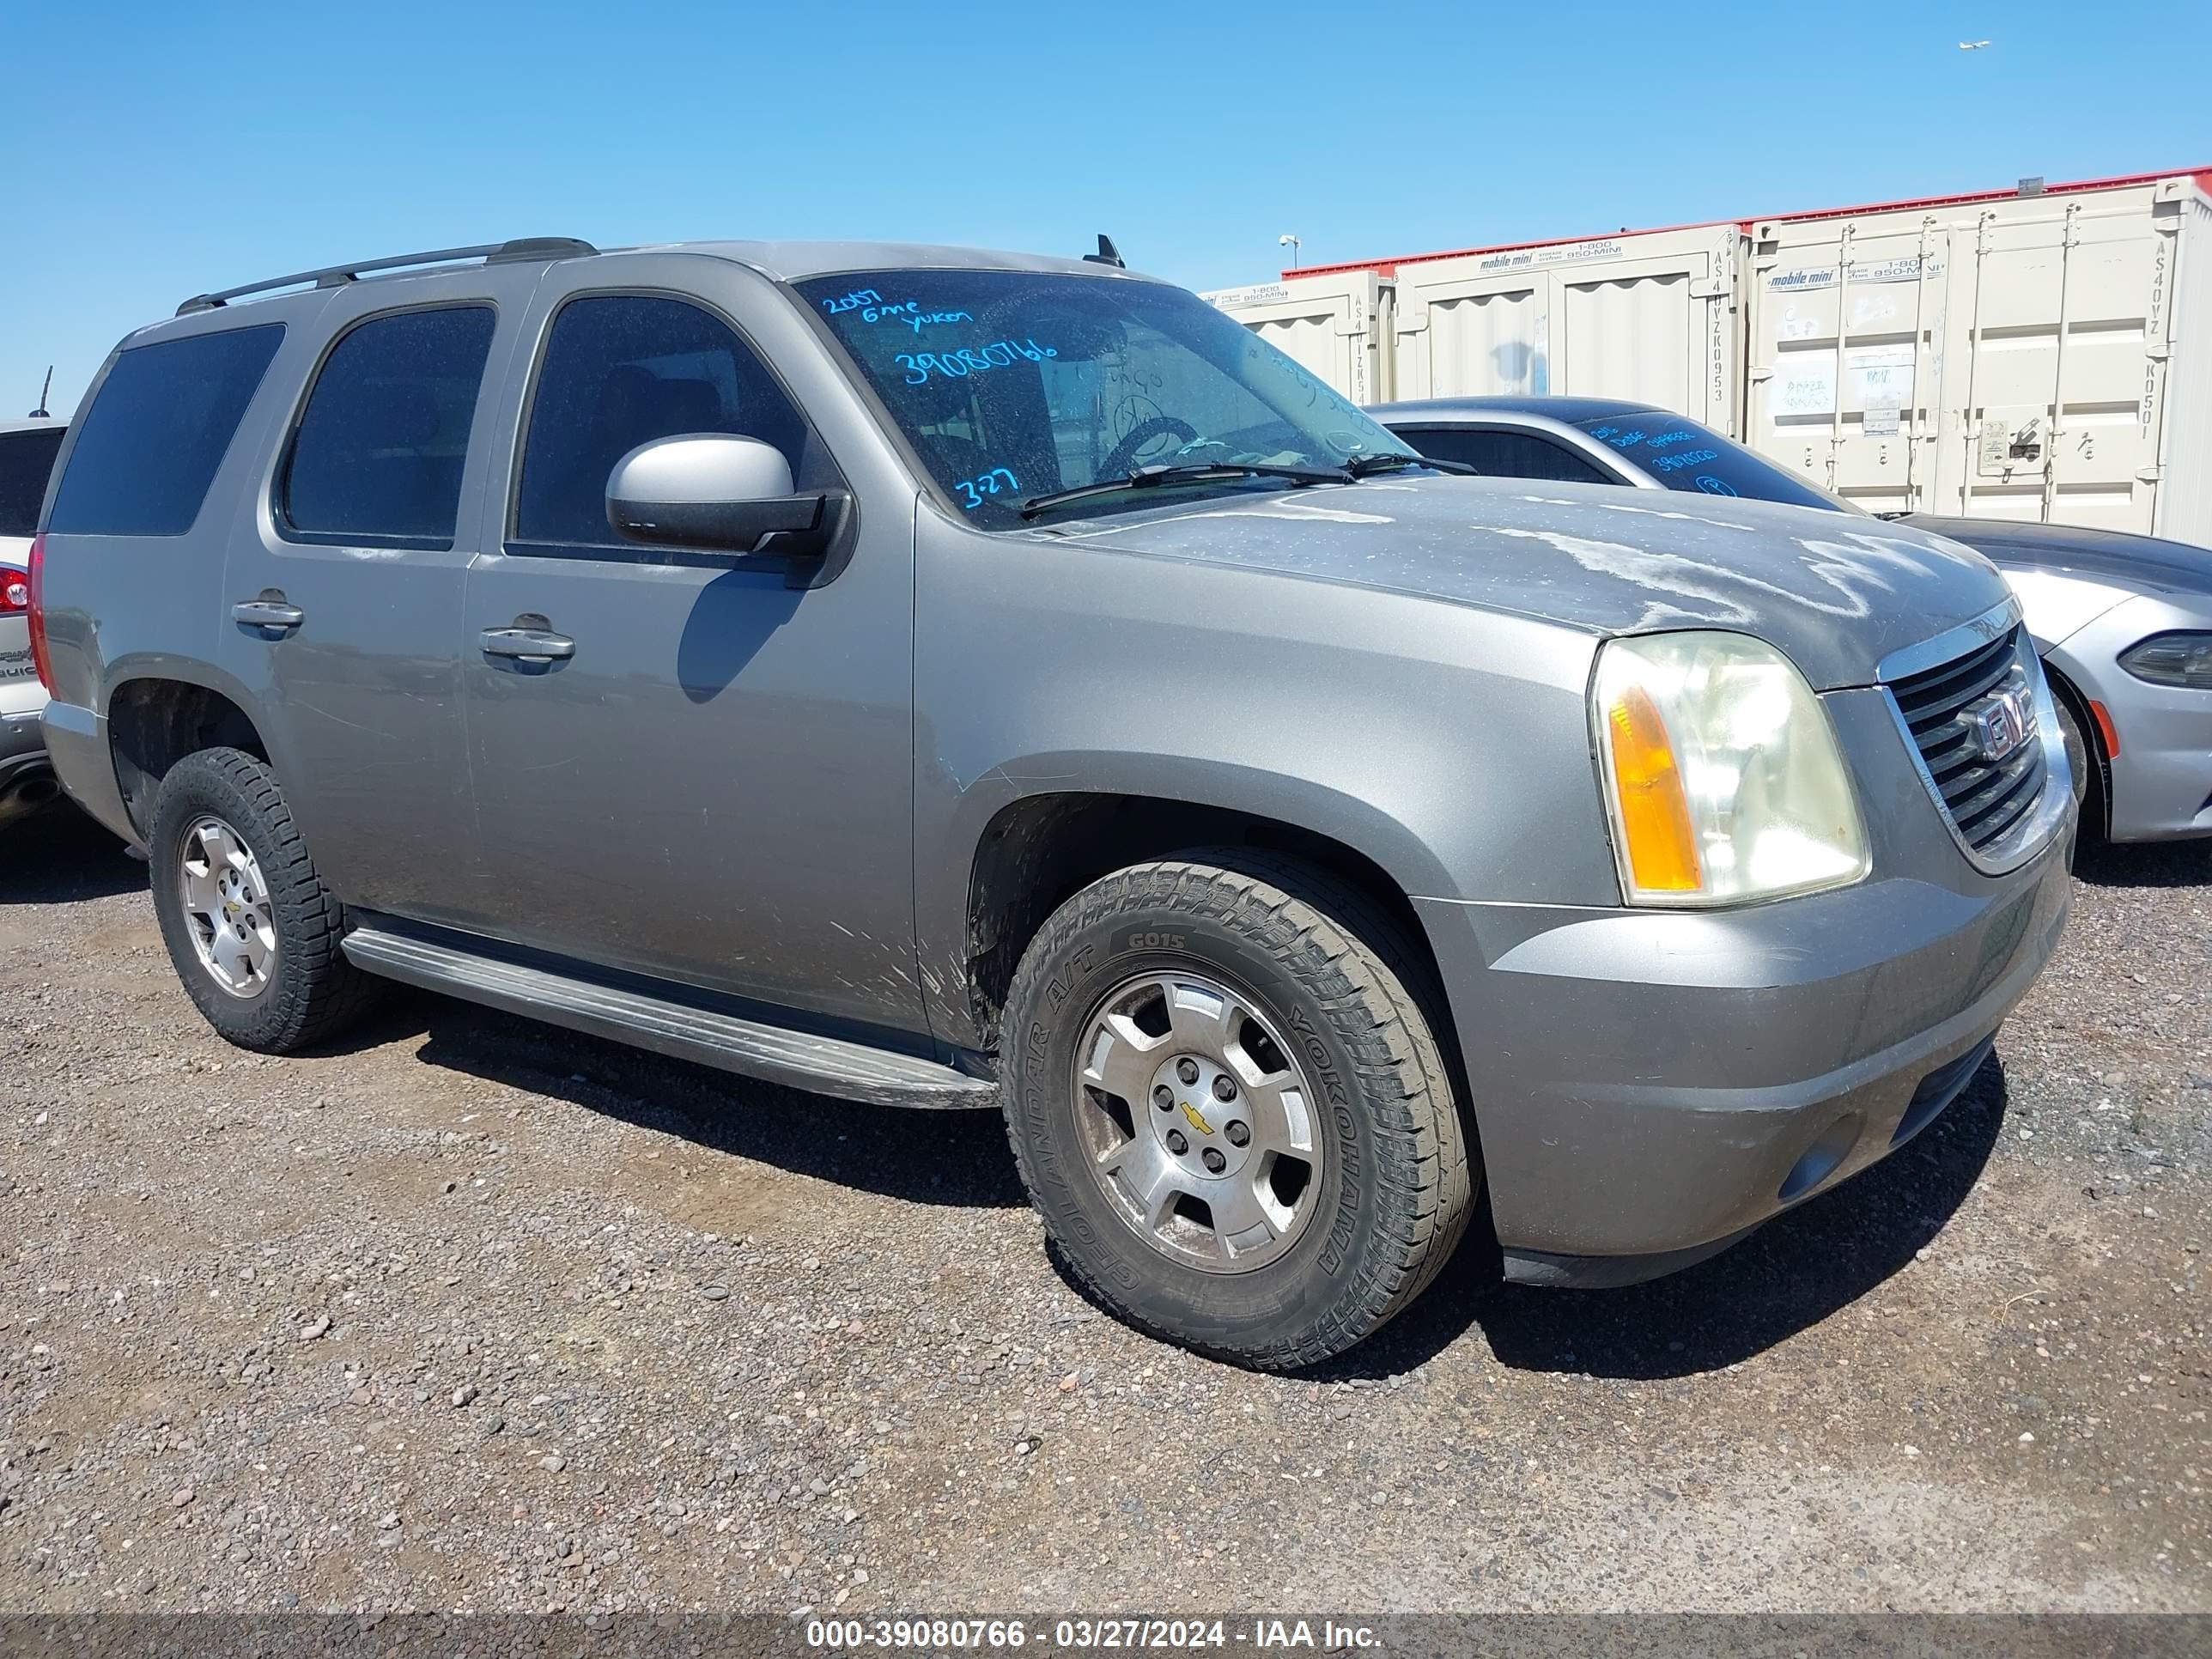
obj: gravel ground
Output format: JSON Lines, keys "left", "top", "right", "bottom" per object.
{"left": 1, "top": 807, "right": 2206, "bottom": 1615}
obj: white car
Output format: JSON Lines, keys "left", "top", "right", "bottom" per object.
{"left": 1374, "top": 397, "right": 2212, "bottom": 846}
{"left": 1, "top": 417, "right": 67, "bottom": 823}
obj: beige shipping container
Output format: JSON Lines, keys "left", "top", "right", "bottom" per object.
{"left": 1200, "top": 272, "right": 1396, "bottom": 404}
{"left": 1387, "top": 223, "right": 1746, "bottom": 429}
{"left": 1743, "top": 171, "right": 2212, "bottom": 542}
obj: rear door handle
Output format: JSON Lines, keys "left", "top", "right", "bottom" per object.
{"left": 479, "top": 627, "right": 576, "bottom": 663}
{"left": 232, "top": 599, "right": 305, "bottom": 630}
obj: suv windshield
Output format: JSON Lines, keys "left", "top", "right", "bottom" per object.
{"left": 1571, "top": 411, "right": 1861, "bottom": 514}
{"left": 795, "top": 270, "right": 1417, "bottom": 526}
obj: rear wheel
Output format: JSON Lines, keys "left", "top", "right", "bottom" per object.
{"left": 999, "top": 852, "right": 1474, "bottom": 1370}
{"left": 148, "top": 747, "right": 380, "bottom": 1053}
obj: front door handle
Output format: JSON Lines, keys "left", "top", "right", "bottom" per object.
{"left": 479, "top": 626, "right": 576, "bottom": 663}
{"left": 233, "top": 598, "right": 305, "bottom": 631}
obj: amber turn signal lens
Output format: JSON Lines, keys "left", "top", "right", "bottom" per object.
{"left": 2087, "top": 698, "right": 2121, "bottom": 761}
{"left": 1606, "top": 684, "right": 1702, "bottom": 893}
{"left": 1593, "top": 632, "right": 1866, "bottom": 907}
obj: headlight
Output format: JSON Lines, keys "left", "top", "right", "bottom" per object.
{"left": 1592, "top": 632, "right": 1869, "bottom": 907}
{"left": 2118, "top": 631, "right": 2212, "bottom": 690}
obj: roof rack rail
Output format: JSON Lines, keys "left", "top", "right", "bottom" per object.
{"left": 176, "top": 237, "right": 598, "bottom": 316}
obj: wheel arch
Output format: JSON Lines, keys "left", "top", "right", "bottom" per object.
{"left": 2039, "top": 655, "right": 2110, "bottom": 838}
{"left": 964, "top": 793, "right": 1504, "bottom": 1319}
{"left": 104, "top": 669, "right": 272, "bottom": 841}
{"left": 944, "top": 790, "right": 1476, "bottom": 1122}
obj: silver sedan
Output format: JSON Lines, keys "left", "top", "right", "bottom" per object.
{"left": 1373, "top": 396, "right": 2212, "bottom": 844}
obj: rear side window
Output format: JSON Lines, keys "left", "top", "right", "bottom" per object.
{"left": 1401, "top": 426, "right": 1618, "bottom": 486}
{"left": 280, "top": 306, "right": 497, "bottom": 547}
{"left": 0, "top": 426, "right": 65, "bottom": 538}
{"left": 1573, "top": 411, "right": 1853, "bottom": 510}
{"left": 514, "top": 295, "right": 822, "bottom": 550}
{"left": 46, "top": 325, "right": 284, "bottom": 536}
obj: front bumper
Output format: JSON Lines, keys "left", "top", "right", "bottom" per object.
{"left": 1413, "top": 684, "right": 2075, "bottom": 1282}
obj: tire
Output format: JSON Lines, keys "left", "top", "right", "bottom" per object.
{"left": 999, "top": 851, "right": 1475, "bottom": 1370}
{"left": 2049, "top": 685, "right": 2101, "bottom": 867}
{"left": 2054, "top": 693, "right": 2091, "bottom": 811}
{"left": 148, "top": 746, "right": 380, "bottom": 1053}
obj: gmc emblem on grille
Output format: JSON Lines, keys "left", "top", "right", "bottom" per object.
{"left": 1969, "top": 683, "right": 2038, "bottom": 763}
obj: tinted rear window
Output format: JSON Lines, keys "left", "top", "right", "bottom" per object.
{"left": 1571, "top": 412, "right": 1850, "bottom": 511}
{"left": 280, "top": 306, "right": 496, "bottom": 546}
{"left": 0, "top": 426, "right": 65, "bottom": 538}
{"left": 46, "top": 325, "right": 285, "bottom": 537}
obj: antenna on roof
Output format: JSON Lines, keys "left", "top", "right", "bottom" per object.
{"left": 1083, "top": 234, "right": 1125, "bottom": 270}
{"left": 29, "top": 366, "right": 52, "bottom": 420}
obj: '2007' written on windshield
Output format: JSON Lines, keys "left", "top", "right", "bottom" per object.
{"left": 896, "top": 340, "right": 1059, "bottom": 384}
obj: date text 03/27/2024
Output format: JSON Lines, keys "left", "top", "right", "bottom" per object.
{"left": 802, "top": 1617, "right": 1382, "bottom": 1650}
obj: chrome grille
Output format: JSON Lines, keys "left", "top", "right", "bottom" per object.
{"left": 1887, "top": 625, "right": 2049, "bottom": 854}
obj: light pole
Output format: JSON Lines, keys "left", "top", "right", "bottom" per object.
{"left": 1278, "top": 233, "right": 1301, "bottom": 270}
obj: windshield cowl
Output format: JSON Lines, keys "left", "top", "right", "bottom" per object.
{"left": 1017, "top": 459, "right": 1358, "bottom": 521}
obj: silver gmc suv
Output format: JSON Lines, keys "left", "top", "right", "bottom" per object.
{"left": 29, "top": 236, "right": 2075, "bottom": 1368}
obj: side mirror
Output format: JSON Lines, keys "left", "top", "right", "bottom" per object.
{"left": 605, "top": 434, "right": 833, "bottom": 556}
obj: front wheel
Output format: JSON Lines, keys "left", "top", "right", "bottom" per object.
{"left": 2050, "top": 689, "right": 2100, "bottom": 866}
{"left": 2055, "top": 693, "right": 2091, "bottom": 811}
{"left": 999, "top": 853, "right": 1474, "bottom": 1370}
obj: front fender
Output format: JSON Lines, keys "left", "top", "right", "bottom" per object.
{"left": 2002, "top": 565, "right": 2137, "bottom": 654}
{"left": 912, "top": 513, "right": 1617, "bottom": 1051}
{"left": 2045, "top": 594, "right": 2212, "bottom": 840}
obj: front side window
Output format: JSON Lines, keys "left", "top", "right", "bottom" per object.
{"left": 514, "top": 295, "right": 826, "bottom": 550}
{"left": 795, "top": 270, "right": 1416, "bottom": 527}
{"left": 1402, "top": 426, "right": 1617, "bottom": 486}
{"left": 47, "top": 325, "right": 285, "bottom": 537}
{"left": 0, "top": 426, "right": 66, "bottom": 538}
{"left": 280, "top": 306, "right": 496, "bottom": 546}
{"left": 1574, "top": 412, "right": 1858, "bottom": 512}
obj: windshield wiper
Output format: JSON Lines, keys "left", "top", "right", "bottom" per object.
{"left": 1343, "top": 451, "right": 1475, "bottom": 477}
{"left": 1018, "top": 461, "right": 1352, "bottom": 520}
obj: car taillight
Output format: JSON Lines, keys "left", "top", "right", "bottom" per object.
{"left": 0, "top": 565, "right": 25, "bottom": 616}
{"left": 26, "top": 533, "right": 52, "bottom": 691}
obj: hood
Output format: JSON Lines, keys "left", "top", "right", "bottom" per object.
{"left": 1048, "top": 475, "right": 2011, "bottom": 690}
{"left": 1902, "top": 514, "right": 2212, "bottom": 599}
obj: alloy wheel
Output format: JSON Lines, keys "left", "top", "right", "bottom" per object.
{"left": 178, "top": 815, "right": 277, "bottom": 999}
{"left": 1070, "top": 969, "right": 1325, "bottom": 1273}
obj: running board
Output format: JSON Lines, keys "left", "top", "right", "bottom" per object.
{"left": 341, "top": 927, "right": 999, "bottom": 1110}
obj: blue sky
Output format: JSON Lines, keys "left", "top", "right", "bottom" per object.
{"left": 3, "top": 0, "right": 2207, "bottom": 416}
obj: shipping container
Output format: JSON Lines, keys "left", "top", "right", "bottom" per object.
{"left": 1742, "top": 171, "right": 2212, "bottom": 541}
{"left": 1207, "top": 166, "right": 2212, "bottom": 543}
{"left": 1387, "top": 223, "right": 1746, "bottom": 431}
{"left": 1200, "top": 272, "right": 1395, "bottom": 404}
